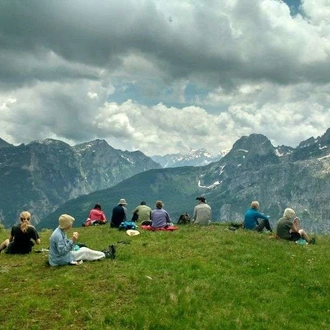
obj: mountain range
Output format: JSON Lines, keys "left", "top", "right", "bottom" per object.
{"left": 151, "top": 149, "right": 225, "bottom": 168}
{"left": 0, "top": 138, "right": 160, "bottom": 227}
{"left": 39, "top": 127, "right": 330, "bottom": 234}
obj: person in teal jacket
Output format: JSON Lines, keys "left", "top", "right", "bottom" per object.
{"left": 244, "top": 201, "right": 272, "bottom": 232}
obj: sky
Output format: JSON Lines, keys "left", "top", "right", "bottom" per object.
{"left": 1, "top": 0, "right": 330, "bottom": 156}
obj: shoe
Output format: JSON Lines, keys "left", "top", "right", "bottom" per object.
{"left": 82, "top": 223, "right": 86, "bottom": 227}
{"left": 103, "top": 245, "right": 116, "bottom": 259}
{"left": 109, "top": 244, "right": 116, "bottom": 258}
{"left": 309, "top": 238, "right": 316, "bottom": 245}
{"left": 104, "top": 250, "right": 115, "bottom": 259}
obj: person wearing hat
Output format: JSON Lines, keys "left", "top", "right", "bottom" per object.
{"left": 110, "top": 198, "right": 128, "bottom": 228}
{"left": 193, "top": 197, "right": 212, "bottom": 225}
{"left": 49, "top": 214, "right": 115, "bottom": 266}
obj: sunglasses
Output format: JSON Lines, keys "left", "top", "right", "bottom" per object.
{"left": 20, "top": 218, "right": 30, "bottom": 221}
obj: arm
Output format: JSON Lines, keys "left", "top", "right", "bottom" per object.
{"left": 256, "top": 211, "right": 269, "bottom": 221}
{"left": 165, "top": 211, "right": 171, "bottom": 224}
{"left": 291, "top": 217, "right": 300, "bottom": 232}
{"left": 123, "top": 207, "right": 127, "bottom": 221}
{"left": 30, "top": 227, "right": 41, "bottom": 245}
{"left": 9, "top": 226, "right": 15, "bottom": 242}
{"left": 102, "top": 211, "right": 106, "bottom": 221}
{"left": 54, "top": 233, "right": 77, "bottom": 257}
{"left": 193, "top": 206, "right": 197, "bottom": 221}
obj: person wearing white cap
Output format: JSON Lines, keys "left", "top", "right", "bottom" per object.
{"left": 110, "top": 198, "right": 128, "bottom": 228}
{"left": 48, "top": 214, "right": 115, "bottom": 266}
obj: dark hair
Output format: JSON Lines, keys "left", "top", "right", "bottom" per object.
{"left": 94, "top": 203, "right": 102, "bottom": 210}
{"left": 140, "top": 201, "right": 146, "bottom": 205}
{"left": 156, "top": 200, "right": 163, "bottom": 209}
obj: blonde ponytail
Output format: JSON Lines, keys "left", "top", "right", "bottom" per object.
{"left": 19, "top": 211, "right": 31, "bottom": 233}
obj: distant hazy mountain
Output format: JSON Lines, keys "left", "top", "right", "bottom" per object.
{"left": 0, "top": 138, "right": 161, "bottom": 227}
{"left": 40, "top": 128, "right": 330, "bottom": 234}
{"left": 151, "top": 149, "right": 225, "bottom": 168}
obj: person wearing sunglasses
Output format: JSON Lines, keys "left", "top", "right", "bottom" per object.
{"left": 0, "top": 211, "right": 40, "bottom": 254}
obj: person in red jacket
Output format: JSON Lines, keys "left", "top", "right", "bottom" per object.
{"left": 82, "top": 204, "right": 107, "bottom": 227}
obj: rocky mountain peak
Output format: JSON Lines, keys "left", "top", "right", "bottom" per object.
{"left": 231, "top": 134, "right": 275, "bottom": 156}
{"left": 74, "top": 139, "right": 114, "bottom": 153}
{"left": 298, "top": 137, "right": 316, "bottom": 148}
{"left": 222, "top": 134, "right": 278, "bottom": 171}
{"left": 0, "top": 138, "right": 12, "bottom": 149}
{"left": 318, "top": 127, "right": 330, "bottom": 147}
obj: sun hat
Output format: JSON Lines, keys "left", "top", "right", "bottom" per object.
{"left": 59, "top": 214, "right": 75, "bottom": 229}
{"left": 126, "top": 229, "right": 140, "bottom": 236}
{"left": 118, "top": 198, "right": 127, "bottom": 205}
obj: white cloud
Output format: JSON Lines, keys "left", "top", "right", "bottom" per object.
{"left": 0, "top": 0, "right": 330, "bottom": 155}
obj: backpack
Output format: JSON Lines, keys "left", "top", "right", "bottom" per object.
{"left": 119, "top": 221, "right": 137, "bottom": 230}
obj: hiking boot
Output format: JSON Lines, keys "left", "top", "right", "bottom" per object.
{"left": 309, "top": 238, "right": 316, "bottom": 245}
{"left": 103, "top": 245, "right": 116, "bottom": 259}
{"left": 109, "top": 244, "right": 116, "bottom": 258}
{"left": 104, "top": 251, "right": 114, "bottom": 259}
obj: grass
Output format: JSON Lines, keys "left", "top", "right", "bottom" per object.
{"left": 0, "top": 224, "right": 329, "bottom": 330}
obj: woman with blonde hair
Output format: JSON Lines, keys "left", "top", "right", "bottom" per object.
{"left": 0, "top": 211, "right": 40, "bottom": 254}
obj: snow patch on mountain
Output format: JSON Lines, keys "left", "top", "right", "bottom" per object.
{"left": 152, "top": 149, "right": 226, "bottom": 168}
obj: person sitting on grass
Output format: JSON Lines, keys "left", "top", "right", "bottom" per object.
{"left": 132, "top": 201, "right": 152, "bottom": 223}
{"left": 151, "top": 200, "right": 171, "bottom": 229}
{"left": 0, "top": 211, "right": 40, "bottom": 254}
{"left": 110, "top": 198, "right": 128, "bottom": 228}
{"left": 49, "top": 214, "right": 115, "bottom": 266}
{"left": 82, "top": 203, "right": 107, "bottom": 227}
{"left": 193, "top": 197, "right": 212, "bottom": 225}
{"left": 276, "top": 208, "right": 315, "bottom": 244}
{"left": 244, "top": 201, "right": 272, "bottom": 232}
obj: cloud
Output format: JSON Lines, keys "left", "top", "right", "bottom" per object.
{"left": 0, "top": 0, "right": 330, "bottom": 155}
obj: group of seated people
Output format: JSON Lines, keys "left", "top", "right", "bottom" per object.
{"left": 243, "top": 201, "right": 315, "bottom": 244}
{"left": 0, "top": 199, "right": 315, "bottom": 267}
{"left": 105, "top": 196, "right": 212, "bottom": 229}
{"left": 0, "top": 211, "right": 116, "bottom": 266}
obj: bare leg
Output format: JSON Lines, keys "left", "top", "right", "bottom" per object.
{"left": 0, "top": 239, "right": 9, "bottom": 252}
{"left": 298, "top": 229, "right": 310, "bottom": 242}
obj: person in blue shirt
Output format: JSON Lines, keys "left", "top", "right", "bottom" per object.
{"left": 49, "top": 214, "right": 115, "bottom": 266}
{"left": 244, "top": 201, "right": 272, "bottom": 232}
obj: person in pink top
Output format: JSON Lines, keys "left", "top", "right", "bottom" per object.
{"left": 82, "top": 204, "right": 107, "bottom": 227}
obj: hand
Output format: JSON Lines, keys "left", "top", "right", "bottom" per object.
{"left": 72, "top": 232, "right": 79, "bottom": 241}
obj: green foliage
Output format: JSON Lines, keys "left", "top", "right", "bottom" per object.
{"left": 0, "top": 225, "right": 329, "bottom": 329}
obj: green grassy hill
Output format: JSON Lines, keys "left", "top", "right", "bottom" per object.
{"left": 0, "top": 224, "right": 329, "bottom": 330}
